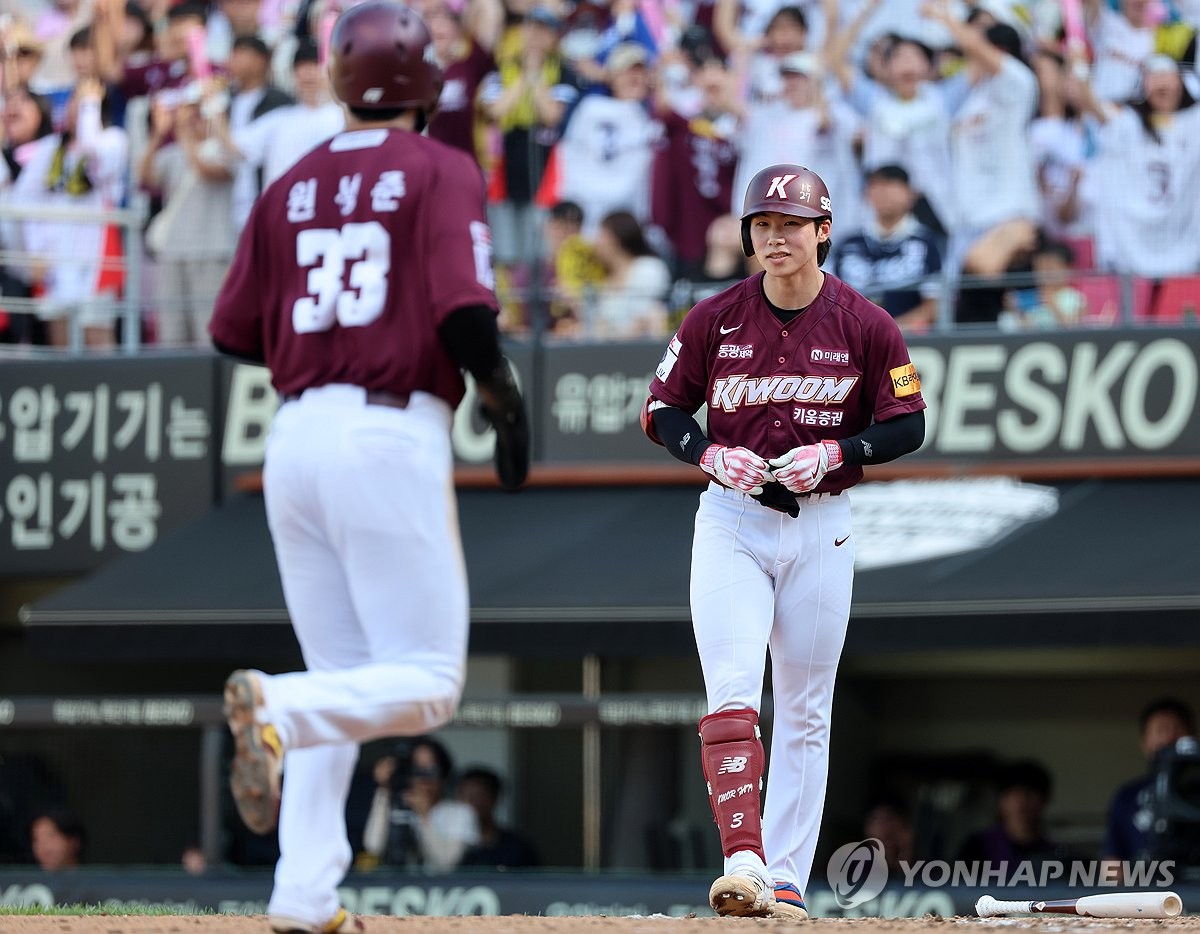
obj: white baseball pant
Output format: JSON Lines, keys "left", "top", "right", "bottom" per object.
{"left": 691, "top": 482, "right": 854, "bottom": 895}
{"left": 256, "top": 384, "right": 469, "bottom": 926}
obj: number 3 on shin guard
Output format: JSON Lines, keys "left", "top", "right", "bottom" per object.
{"left": 699, "top": 709, "right": 766, "bottom": 862}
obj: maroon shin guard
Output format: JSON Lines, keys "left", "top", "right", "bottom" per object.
{"left": 699, "top": 708, "right": 766, "bottom": 862}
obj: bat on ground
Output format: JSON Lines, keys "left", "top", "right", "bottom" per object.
{"left": 976, "top": 892, "right": 1183, "bottom": 919}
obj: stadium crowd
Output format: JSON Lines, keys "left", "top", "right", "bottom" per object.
{"left": 0, "top": 0, "right": 1198, "bottom": 348}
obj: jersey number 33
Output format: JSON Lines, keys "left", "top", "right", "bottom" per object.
{"left": 292, "top": 221, "right": 391, "bottom": 334}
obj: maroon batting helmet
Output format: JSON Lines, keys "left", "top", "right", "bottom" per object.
{"left": 328, "top": 1, "right": 443, "bottom": 116}
{"left": 739, "top": 164, "right": 832, "bottom": 261}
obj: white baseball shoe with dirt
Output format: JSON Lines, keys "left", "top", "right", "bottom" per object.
{"left": 708, "top": 868, "right": 775, "bottom": 917}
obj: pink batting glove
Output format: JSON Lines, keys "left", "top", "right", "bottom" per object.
{"left": 700, "top": 444, "right": 772, "bottom": 495}
{"left": 769, "top": 439, "right": 843, "bottom": 494}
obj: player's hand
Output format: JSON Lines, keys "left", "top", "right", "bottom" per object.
{"left": 477, "top": 361, "right": 530, "bottom": 492}
{"left": 769, "top": 439, "right": 843, "bottom": 494}
{"left": 700, "top": 444, "right": 772, "bottom": 495}
{"left": 752, "top": 480, "right": 800, "bottom": 517}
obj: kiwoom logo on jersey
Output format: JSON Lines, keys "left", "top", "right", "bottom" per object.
{"left": 826, "top": 838, "right": 889, "bottom": 908}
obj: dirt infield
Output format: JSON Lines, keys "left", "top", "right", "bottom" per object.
{"left": 5, "top": 917, "right": 1200, "bottom": 934}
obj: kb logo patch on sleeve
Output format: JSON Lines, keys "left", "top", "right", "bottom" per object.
{"left": 889, "top": 362, "right": 921, "bottom": 397}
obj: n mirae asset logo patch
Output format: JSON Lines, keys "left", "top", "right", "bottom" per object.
{"left": 711, "top": 374, "right": 858, "bottom": 412}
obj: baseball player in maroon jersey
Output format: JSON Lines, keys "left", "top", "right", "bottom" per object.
{"left": 642, "top": 163, "right": 926, "bottom": 919}
{"left": 208, "top": 4, "right": 528, "bottom": 931}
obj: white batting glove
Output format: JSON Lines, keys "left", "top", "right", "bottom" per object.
{"left": 769, "top": 439, "right": 843, "bottom": 494}
{"left": 700, "top": 444, "right": 772, "bottom": 495}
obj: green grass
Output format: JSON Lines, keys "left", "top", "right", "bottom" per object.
{"left": 1, "top": 901, "right": 216, "bottom": 916}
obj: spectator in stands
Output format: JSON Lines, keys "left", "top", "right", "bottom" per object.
{"left": 1030, "top": 50, "right": 1094, "bottom": 252}
{"left": 360, "top": 737, "right": 479, "bottom": 872}
{"left": 28, "top": 0, "right": 93, "bottom": 106}
{"left": 668, "top": 212, "right": 756, "bottom": 322}
{"left": 0, "top": 87, "right": 55, "bottom": 344}
{"left": 30, "top": 808, "right": 86, "bottom": 871}
{"left": 2, "top": 22, "right": 47, "bottom": 95}
{"left": 863, "top": 792, "right": 915, "bottom": 872}
{"left": 1085, "top": 0, "right": 1164, "bottom": 103}
{"left": 218, "top": 38, "right": 343, "bottom": 193}
{"left": 1003, "top": 239, "right": 1088, "bottom": 330}
{"left": 542, "top": 198, "right": 605, "bottom": 334}
{"left": 557, "top": 41, "right": 659, "bottom": 233}
{"left": 588, "top": 209, "right": 670, "bottom": 338}
{"left": 1104, "top": 698, "right": 1195, "bottom": 863}
{"left": 829, "top": 1, "right": 957, "bottom": 242}
{"left": 23, "top": 77, "right": 130, "bottom": 348}
{"left": 921, "top": 4, "right": 1040, "bottom": 284}
{"left": 206, "top": 0, "right": 276, "bottom": 67}
{"left": 457, "top": 766, "right": 539, "bottom": 869}
{"left": 139, "top": 93, "right": 236, "bottom": 346}
{"left": 224, "top": 35, "right": 292, "bottom": 231}
{"left": 427, "top": 1, "right": 496, "bottom": 163}
{"left": 651, "top": 55, "right": 740, "bottom": 280}
{"left": 698, "top": 212, "right": 754, "bottom": 285}
{"left": 479, "top": 6, "right": 578, "bottom": 289}
{"left": 94, "top": 1, "right": 207, "bottom": 111}
{"left": 832, "top": 164, "right": 942, "bottom": 331}
{"left": 718, "top": 4, "right": 810, "bottom": 101}
{"left": 1075, "top": 54, "right": 1200, "bottom": 280}
{"left": 958, "top": 760, "right": 1069, "bottom": 870}
{"left": 734, "top": 51, "right": 862, "bottom": 238}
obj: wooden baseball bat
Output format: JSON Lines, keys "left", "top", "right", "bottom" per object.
{"left": 976, "top": 892, "right": 1183, "bottom": 919}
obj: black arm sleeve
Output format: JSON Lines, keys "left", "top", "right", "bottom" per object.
{"left": 212, "top": 337, "right": 265, "bottom": 365}
{"left": 436, "top": 304, "right": 504, "bottom": 382}
{"left": 651, "top": 405, "right": 713, "bottom": 466}
{"left": 837, "top": 409, "right": 925, "bottom": 466}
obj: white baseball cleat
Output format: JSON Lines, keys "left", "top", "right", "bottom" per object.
{"left": 708, "top": 871, "right": 775, "bottom": 917}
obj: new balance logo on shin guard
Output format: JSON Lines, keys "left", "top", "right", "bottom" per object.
{"left": 717, "top": 756, "right": 748, "bottom": 774}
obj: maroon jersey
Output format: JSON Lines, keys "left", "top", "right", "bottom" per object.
{"left": 428, "top": 41, "right": 495, "bottom": 162}
{"left": 651, "top": 110, "right": 738, "bottom": 266}
{"left": 210, "top": 128, "right": 499, "bottom": 407}
{"left": 648, "top": 272, "right": 925, "bottom": 493}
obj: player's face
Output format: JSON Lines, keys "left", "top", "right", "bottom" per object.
{"left": 748, "top": 212, "right": 826, "bottom": 276}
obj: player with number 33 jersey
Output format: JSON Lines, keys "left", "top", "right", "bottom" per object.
{"left": 642, "top": 164, "right": 926, "bottom": 920}
{"left": 208, "top": 4, "right": 528, "bottom": 932}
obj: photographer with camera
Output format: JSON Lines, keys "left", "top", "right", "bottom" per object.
{"left": 359, "top": 737, "right": 479, "bottom": 872}
{"left": 1103, "top": 698, "right": 1196, "bottom": 874}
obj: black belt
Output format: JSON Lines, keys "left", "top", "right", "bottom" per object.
{"left": 797, "top": 490, "right": 842, "bottom": 498}
{"left": 282, "top": 390, "right": 411, "bottom": 409}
